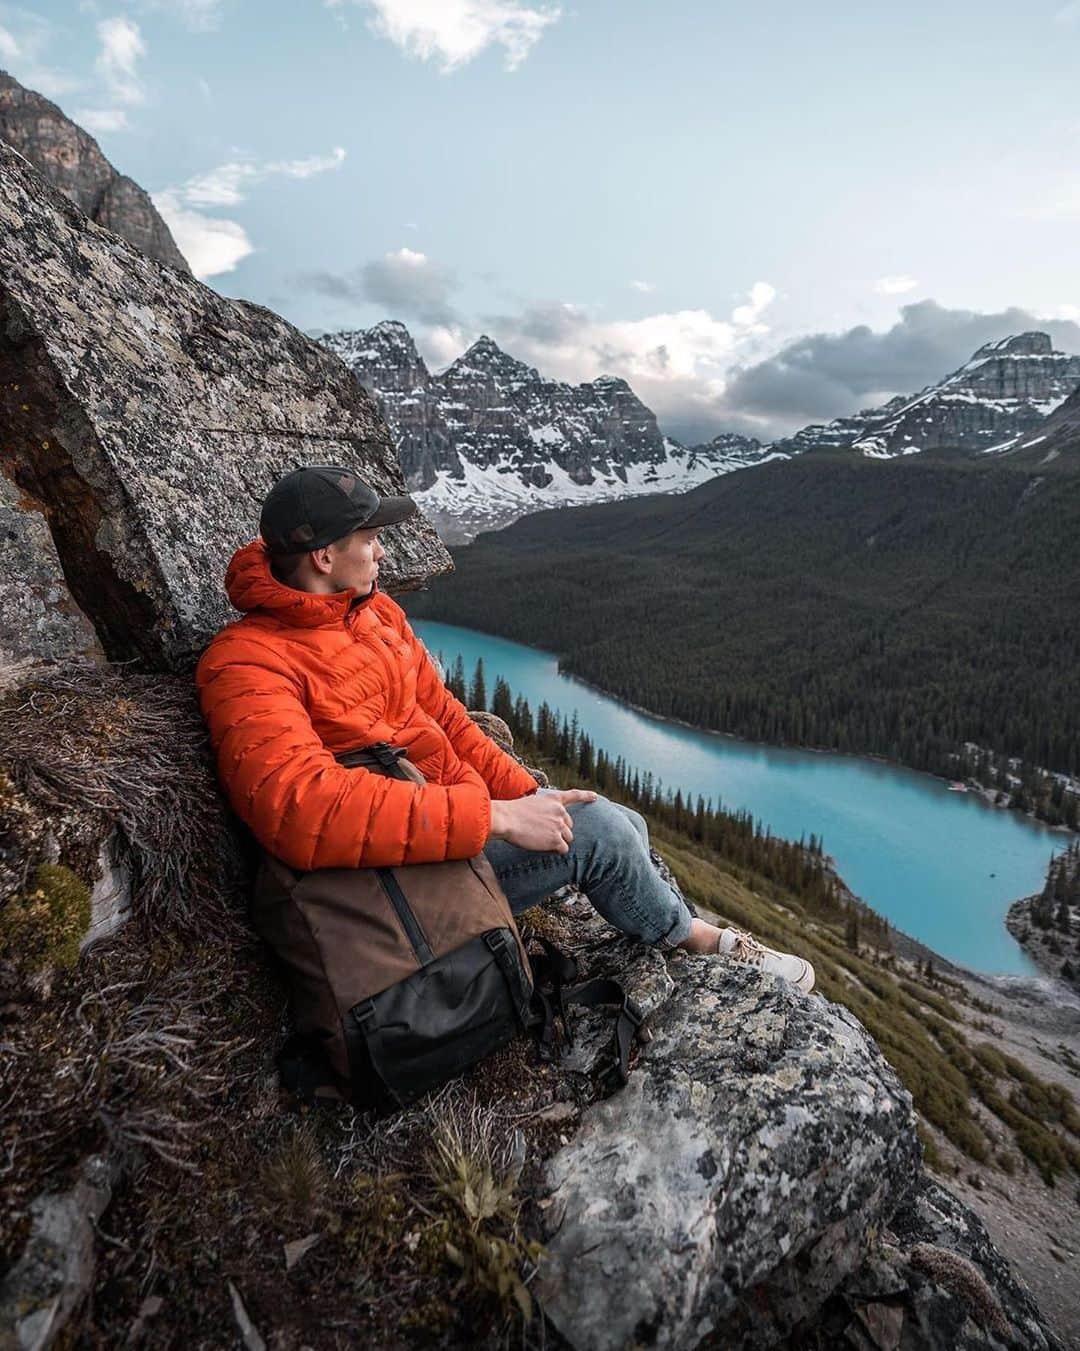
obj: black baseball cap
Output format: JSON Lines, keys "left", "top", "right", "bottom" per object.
{"left": 259, "top": 464, "right": 417, "bottom": 554}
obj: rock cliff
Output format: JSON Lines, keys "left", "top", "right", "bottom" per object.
{"left": 322, "top": 321, "right": 764, "bottom": 541}
{"left": 0, "top": 71, "right": 188, "bottom": 273}
{"left": 0, "top": 140, "right": 450, "bottom": 672}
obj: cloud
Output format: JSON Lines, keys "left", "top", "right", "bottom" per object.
{"left": 874, "top": 275, "right": 919, "bottom": 295}
{"left": 74, "top": 107, "right": 129, "bottom": 133}
{"left": 631, "top": 280, "right": 656, "bottom": 293}
{"left": 0, "top": 23, "right": 19, "bottom": 60}
{"left": 483, "top": 283, "right": 775, "bottom": 380}
{"left": 302, "top": 246, "right": 460, "bottom": 326}
{"left": 96, "top": 17, "right": 146, "bottom": 106}
{"left": 182, "top": 147, "right": 346, "bottom": 207}
{"left": 732, "top": 280, "right": 776, "bottom": 328}
{"left": 153, "top": 190, "right": 253, "bottom": 278}
{"left": 154, "top": 146, "right": 345, "bottom": 280}
{"left": 350, "top": 0, "right": 561, "bottom": 72}
{"left": 470, "top": 283, "right": 777, "bottom": 439}
{"left": 142, "top": 0, "right": 225, "bottom": 30}
{"left": 715, "top": 299, "right": 1080, "bottom": 440}
{"left": 1020, "top": 183, "right": 1080, "bottom": 220}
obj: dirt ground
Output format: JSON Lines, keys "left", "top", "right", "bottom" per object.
{"left": 922, "top": 964, "right": 1080, "bottom": 1350}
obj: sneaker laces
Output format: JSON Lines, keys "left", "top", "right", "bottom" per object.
{"left": 725, "top": 927, "right": 769, "bottom": 966}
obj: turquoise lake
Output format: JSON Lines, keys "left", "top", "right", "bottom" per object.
{"left": 413, "top": 619, "right": 1070, "bottom": 977}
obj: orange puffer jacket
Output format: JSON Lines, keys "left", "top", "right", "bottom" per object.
{"left": 196, "top": 540, "right": 538, "bottom": 871}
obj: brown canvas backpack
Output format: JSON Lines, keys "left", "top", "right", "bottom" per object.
{"left": 251, "top": 742, "right": 646, "bottom": 1110}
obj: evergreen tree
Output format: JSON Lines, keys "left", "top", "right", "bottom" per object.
{"left": 449, "top": 654, "right": 467, "bottom": 703}
{"left": 491, "top": 675, "right": 514, "bottom": 724}
{"left": 468, "top": 657, "right": 487, "bottom": 711}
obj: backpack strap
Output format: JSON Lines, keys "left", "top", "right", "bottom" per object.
{"left": 276, "top": 1031, "right": 346, "bottom": 1106}
{"left": 335, "top": 741, "right": 415, "bottom": 778}
{"left": 527, "top": 939, "right": 647, "bottom": 1090}
{"left": 562, "top": 978, "right": 647, "bottom": 1093}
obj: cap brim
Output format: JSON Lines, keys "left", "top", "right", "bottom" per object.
{"left": 364, "top": 495, "right": 418, "bottom": 528}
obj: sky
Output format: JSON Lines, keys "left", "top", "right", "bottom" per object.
{"left": 3, "top": 0, "right": 1080, "bottom": 442}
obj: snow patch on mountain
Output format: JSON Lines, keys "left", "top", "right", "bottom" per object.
{"left": 772, "top": 332, "right": 1080, "bottom": 461}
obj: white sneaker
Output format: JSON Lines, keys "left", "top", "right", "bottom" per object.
{"left": 716, "top": 926, "right": 816, "bottom": 994}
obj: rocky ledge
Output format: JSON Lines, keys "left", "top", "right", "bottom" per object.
{"left": 0, "top": 673, "right": 1064, "bottom": 1349}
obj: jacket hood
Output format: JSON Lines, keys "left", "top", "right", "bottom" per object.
{"left": 224, "top": 539, "right": 376, "bottom": 628}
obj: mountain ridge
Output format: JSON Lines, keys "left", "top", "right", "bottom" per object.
{"left": 772, "top": 330, "right": 1080, "bottom": 461}
{"left": 321, "top": 320, "right": 769, "bottom": 541}
{"left": 325, "top": 320, "right": 1080, "bottom": 539}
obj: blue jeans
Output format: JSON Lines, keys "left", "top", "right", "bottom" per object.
{"left": 482, "top": 790, "right": 694, "bottom": 947}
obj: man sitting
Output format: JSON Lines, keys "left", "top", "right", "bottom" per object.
{"left": 196, "top": 465, "right": 814, "bottom": 993}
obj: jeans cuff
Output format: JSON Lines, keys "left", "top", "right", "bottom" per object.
{"left": 653, "top": 895, "right": 694, "bottom": 951}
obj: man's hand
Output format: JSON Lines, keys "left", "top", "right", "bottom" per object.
{"left": 488, "top": 789, "right": 598, "bottom": 854}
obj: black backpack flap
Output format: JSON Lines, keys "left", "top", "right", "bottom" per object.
{"left": 343, "top": 926, "right": 533, "bottom": 1109}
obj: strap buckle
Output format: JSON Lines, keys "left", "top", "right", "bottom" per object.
{"left": 351, "top": 998, "right": 377, "bottom": 1027}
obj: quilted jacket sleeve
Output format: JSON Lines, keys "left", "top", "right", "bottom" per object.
{"left": 195, "top": 633, "right": 493, "bottom": 871}
{"left": 410, "top": 635, "right": 539, "bottom": 801}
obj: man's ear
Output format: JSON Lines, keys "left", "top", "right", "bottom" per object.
{"left": 310, "top": 545, "right": 335, "bottom": 576}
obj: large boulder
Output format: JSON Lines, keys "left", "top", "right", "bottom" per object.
{"left": 530, "top": 894, "right": 1065, "bottom": 1350}
{"left": 536, "top": 950, "right": 921, "bottom": 1350}
{"left": 0, "top": 140, "right": 451, "bottom": 671}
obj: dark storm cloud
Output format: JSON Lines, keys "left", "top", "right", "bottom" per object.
{"left": 482, "top": 302, "right": 590, "bottom": 346}
{"left": 299, "top": 249, "right": 460, "bottom": 328}
{"left": 719, "top": 301, "right": 1080, "bottom": 430}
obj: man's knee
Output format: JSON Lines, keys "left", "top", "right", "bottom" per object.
{"left": 616, "top": 803, "right": 649, "bottom": 847}
{"left": 571, "top": 795, "right": 646, "bottom": 857}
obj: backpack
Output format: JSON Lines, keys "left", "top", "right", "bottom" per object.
{"left": 251, "top": 741, "right": 645, "bottom": 1110}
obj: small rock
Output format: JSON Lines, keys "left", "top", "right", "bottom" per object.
{"left": 227, "top": 1280, "right": 266, "bottom": 1351}
{"left": 282, "top": 1234, "right": 321, "bottom": 1272}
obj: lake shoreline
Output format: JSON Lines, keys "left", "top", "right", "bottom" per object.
{"left": 552, "top": 664, "right": 1077, "bottom": 838}
{"left": 421, "top": 611, "right": 1075, "bottom": 835}
{"left": 416, "top": 617, "right": 1063, "bottom": 977}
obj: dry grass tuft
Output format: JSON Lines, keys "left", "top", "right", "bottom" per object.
{"left": 423, "top": 1096, "right": 541, "bottom": 1321}
{"left": 259, "top": 1122, "right": 329, "bottom": 1224}
{"left": 0, "top": 663, "right": 247, "bottom": 944}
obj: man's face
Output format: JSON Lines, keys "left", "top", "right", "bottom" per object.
{"left": 326, "top": 526, "right": 385, "bottom": 596}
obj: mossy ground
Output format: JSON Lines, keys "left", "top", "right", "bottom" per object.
{"left": 0, "top": 861, "right": 90, "bottom": 972}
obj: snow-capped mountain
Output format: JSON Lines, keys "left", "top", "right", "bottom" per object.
{"left": 322, "top": 321, "right": 765, "bottom": 540}
{"left": 770, "top": 333, "right": 1080, "bottom": 460}
{"left": 979, "top": 380, "right": 1080, "bottom": 469}
{"left": 321, "top": 322, "right": 1080, "bottom": 541}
